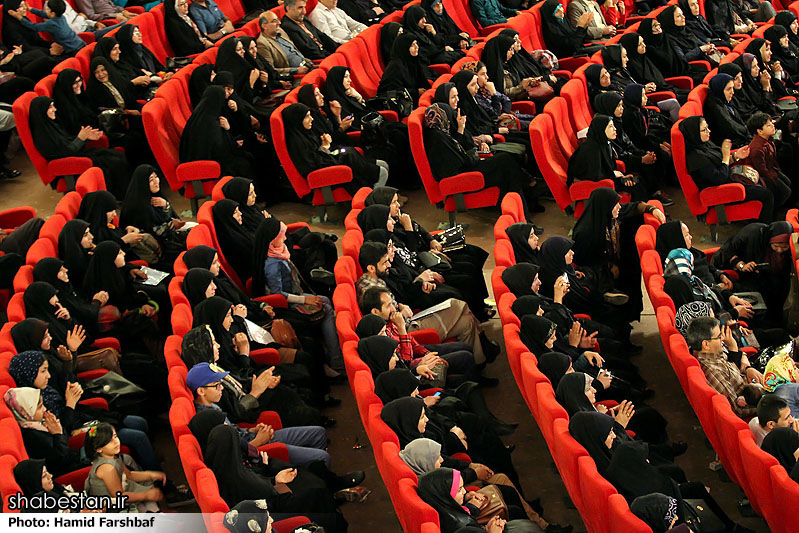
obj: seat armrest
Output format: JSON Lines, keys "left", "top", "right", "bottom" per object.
{"left": 699, "top": 183, "right": 747, "bottom": 206}
{"left": 689, "top": 60, "right": 711, "bottom": 71}
{"left": 307, "top": 165, "right": 353, "bottom": 188}
{"left": 569, "top": 179, "right": 615, "bottom": 202}
{"left": 176, "top": 161, "right": 221, "bottom": 183}
{"left": 511, "top": 101, "right": 536, "bottom": 114}
{"left": 438, "top": 172, "right": 485, "bottom": 197}
{"left": 345, "top": 131, "right": 362, "bottom": 140}
{"left": 408, "top": 328, "right": 441, "bottom": 345}
{"left": 0, "top": 207, "right": 36, "bottom": 228}
{"left": 49, "top": 157, "right": 93, "bottom": 176}
{"left": 257, "top": 442, "right": 289, "bottom": 462}
{"left": 239, "top": 410, "right": 283, "bottom": 430}
{"left": 646, "top": 91, "right": 677, "bottom": 102}
{"left": 78, "top": 397, "right": 109, "bottom": 410}
{"left": 86, "top": 135, "right": 110, "bottom": 148}
{"left": 377, "top": 110, "right": 399, "bottom": 122}
{"left": 493, "top": 134, "right": 506, "bottom": 143}
{"left": 77, "top": 369, "right": 109, "bottom": 381}
{"left": 419, "top": 388, "right": 442, "bottom": 397}
{"left": 664, "top": 76, "right": 693, "bottom": 90}
{"left": 558, "top": 56, "right": 589, "bottom": 72}
{"left": 552, "top": 70, "right": 572, "bottom": 79}
{"left": 250, "top": 348, "right": 280, "bottom": 366}
{"left": 286, "top": 222, "right": 310, "bottom": 232}
{"left": 92, "top": 337, "right": 121, "bottom": 351}
{"left": 429, "top": 64, "right": 450, "bottom": 75}
{"left": 254, "top": 294, "right": 289, "bottom": 308}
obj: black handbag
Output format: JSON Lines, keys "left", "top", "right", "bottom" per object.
{"left": 434, "top": 225, "right": 466, "bottom": 252}
{"left": 681, "top": 499, "right": 726, "bottom": 533}
{"left": 367, "top": 89, "right": 413, "bottom": 118}
{"left": 165, "top": 56, "right": 192, "bottom": 71}
{"left": 83, "top": 371, "right": 148, "bottom": 413}
{"left": 97, "top": 109, "right": 128, "bottom": 138}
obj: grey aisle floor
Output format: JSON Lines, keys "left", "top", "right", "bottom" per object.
{"left": 0, "top": 148, "right": 769, "bottom": 532}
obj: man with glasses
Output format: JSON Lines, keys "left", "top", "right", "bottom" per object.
{"left": 687, "top": 316, "right": 763, "bottom": 417}
{"left": 280, "top": 0, "right": 338, "bottom": 60}
{"left": 188, "top": 362, "right": 336, "bottom": 467}
{"left": 746, "top": 112, "right": 794, "bottom": 207}
{"left": 257, "top": 10, "right": 314, "bottom": 77}
{"left": 75, "top": 0, "right": 136, "bottom": 23}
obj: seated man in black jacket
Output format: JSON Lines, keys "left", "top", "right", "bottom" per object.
{"left": 280, "top": 0, "right": 338, "bottom": 60}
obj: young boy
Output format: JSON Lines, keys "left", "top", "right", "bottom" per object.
{"left": 188, "top": 362, "right": 332, "bottom": 466}
{"left": 9, "top": 0, "right": 86, "bottom": 55}
{"left": 746, "top": 111, "right": 794, "bottom": 206}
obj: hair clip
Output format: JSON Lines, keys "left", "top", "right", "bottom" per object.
{"left": 88, "top": 425, "right": 98, "bottom": 437}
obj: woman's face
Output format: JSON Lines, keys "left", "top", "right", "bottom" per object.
{"left": 505, "top": 47, "right": 515, "bottom": 61}
{"left": 34, "top": 399, "right": 46, "bottom": 422}
{"left": 94, "top": 64, "right": 109, "bottom": 84}
{"left": 620, "top": 47, "right": 628, "bottom": 68}
{"left": 235, "top": 41, "right": 245, "bottom": 57}
{"left": 343, "top": 70, "right": 352, "bottom": 89}
{"left": 177, "top": 0, "right": 189, "bottom": 15}
{"left": 604, "top": 429, "right": 616, "bottom": 449}
{"left": 41, "top": 466, "right": 54, "bottom": 492}
{"left": 244, "top": 184, "right": 256, "bottom": 206}
{"left": 105, "top": 210, "right": 116, "bottom": 224}
{"left": 148, "top": 173, "right": 160, "bottom": 194}
{"left": 46, "top": 102, "right": 56, "bottom": 121}
{"left": 302, "top": 110, "right": 313, "bottom": 130}
{"left": 386, "top": 215, "right": 395, "bottom": 232}
{"left": 527, "top": 228, "right": 539, "bottom": 250}
{"left": 208, "top": 329, "right": 220, "bottom": 362}
{"left": 531, "top": 273, "right": 542, "bottom": 293}
{"left": 432, "top": 1, "right": 443, "bottom": 14}
{"left": 210, "top": 254, "right": 221, "bottom": 276}
{"left": 72, "top": 76, "right": 83, "bottom": 95}
{"left": 114, "top": 250, "right": 125, "bottom": 268}
{"left": 41, "top": 329, "right": 52, "bottom": 351}
{"left": 732, "top": 72, "right": 743, "bottom": 90}
{"left": 410, "top": 40, "right": 419, "bottom": 57}
{"left": 132, "top": 27, "right": 143, "bottom": 45}
{"left": 688, "top": 0, "right": 700, "bottom": 15}
{"left": 434, "top": 455, "right": 444, "bottom": 468}
{"left": 723, "top": 80, "right": 734, "bottom": 103}
{"left": 513, "top": 35, "right": 522, "bottom": 51}
{"left": 792, "top": 20, "right": 799, "bottom": 35}
{"left": 611, "top": 202, "right": 621, "bottom": 219}
{"left": 476, "top": 66, "right": 489, "bottom": 88}
{"left": 699, "top": 119, "right": 711, "bottom": 142}
{"left": 681, "top": 223, "right": 693, "bottom": 249}
{"left": 232, "top": 207, "right": 243, "bottom": 225}
{"left": 761, "top": 43, "right": 772, "bottom": 63}
{"left": 604, "top": 119, "right": 617, "bottom": 140}
{"left": 448, "top": 87, "right": 459, "bottom": 109}
{"left": 222, "top": 309, "right": 234, "bottom": 331}
{"left": 205, "top": 281, "right": 217, "bottom": 299}
{"left": 109, "top": 44, "right": 121, "bottom": 62}
{"left": 466, "top": 75, "right": 479, "bottom": 97}
{"left": 389, "top": 194, "right": 401, "bottom": 217}
{"left": 599, "top": 68, "right": 611, "bottom": 88}
{"left": 750, "top": 58, "right": 760, "bottom": 78}
{"left": 454, "top": 477, "right": 467, "bottom": 505}
{"left": 651, "top": 19, "right": 663, "bottom": 34}
{"left": 57, "top": 266, "right": 69, "bottom": 283}
{"left": 781, "top": 34, "right": 790, "bottom": 49}
{"left": 554, "top": 4, "right": 564, "bottom": 18}
{"left": 545, "top": 330, "right": 557, "bottom": 349}
{"left": 388, "top": 351, "right": 399, "bottom": 369}
{"left": 614, "top": 100, "right": 623, "bottom": 118}
{"left": 636, "top": 37, "right": 646, "bottom": 55}
{"left": 313, "top": 87, "right": 325, "bottom": 109}
{"left": 585, "top": 384, "right": 597, "bottom": 404}
{"left": 96, "top": 429, "right": 121, "bottom": 457}
{"left": 417, "top": 410, "right": 428, "bottom": 433}
{"left": 536, "top": 306, "right": 544, "bottom": 316}
{"left": 81, "top": 228, "right": 94, "bottom": 249}
{"left": 248, "top": 40, "right": 258, "bottom": 58}
{"left": 771, "top": 241, "right": 790, "bottom": 253}
{"left": 564, "top": 248, "right": 574, "bottom": 265}
{"left": 34, "top": 360, "right": 50, "bottom": 390}
{"left": 417, "top": 15, "right": 427, "bottom": 28}
{"left": 674, "top": 6, "right": 686, "bottom": 26}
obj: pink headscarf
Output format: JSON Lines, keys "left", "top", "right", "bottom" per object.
{"left": 449, "top": 469, "right": 469, "bottom": 513}
{"left": 267, "top": 221, "right": 291, "bottom": 261}
{"left": 4, "top": 387, "right": 47, "bottom": 432}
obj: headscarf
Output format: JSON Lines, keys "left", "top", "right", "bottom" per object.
{"left": 86, "top": 56, "right": 136, "bottom": 111}
{"left": 180, "top": 86, "right": 236, "bottom": 163}
{"left": 357, "top": 204, "right": 391, "bottom": 234}
{"left": 188, "top": 408, "right": 227, "bottom": 451}
{"left": 451, "top": 69, "right": 495, "bottom": 136}
{"left": 23, "top": 282, "right": 72, "bottom": 350}
{"left": 510, "top": 294, "right": 546, "bottom": 318}
{"left": 357, "top": 335, "right": 401, "bottom": 378}
{"left": 664, "top": 248, "right": 723, "bottom": 310}
{"left": 571, "top": 187, "right": 620, "bottom": 264}
{"left": 52, "top": 69, "right": 96, "bottom": 135}
{"left": 764, "top": 25, "right": 799, "bottom": 75}
{"left": 192, "top": 296, "right": 240, "bottom": 370}
{"left": 658, "top": 5, "right": 699, "bottom": 52}
{"left": 4, "top": 387, "right": 46, "bottom": 432}
{"left": 519, "top": 315, "right": 557, "bottom": 357}
{"left": 380, "top": 396, "right": 426, "bottom": 446}
{"left": 13, "top": 458, "right": 51, "bottom": 499}
{"left": 567, "top": 113, "right": 616, "bottom": 184}
{"left": 378, "top": 33, "right": 429, "bottom": 97}
{"left": 58, "top": 220, "right": 91, "bottom": 279}
{"left": 181, "top": 325, "right": 216, "bottom": 368}
{"left": 222, "top": 499, "right": 273, "bottom": 533}
{"left": 399, "top": 437, "right": 442, "bottom": 476}
{"left": 189, "top": 64, "right": 215, "bottom": 108}
{"left": 380, "top": 22, "right": 402, "bottom": 64}
{"left": 630, "top": 493, "right": 680, "bottom": 533}
{"left": 183, "top": 268, "right": 217, "bottom": 308}
{"left": 8, "top": 351, "right": 65, "bottom": 418}
{"left": 375, "top": 369, "right": 420, "bottom": 403}
{"left": 538, "top": 236, "right": 579, "bottom": 294}
{"left": 116, "top": 24, "right": 164, "bottom": 74}
{"left": 92, "top": 36, "right": 139, "bottom": 82}
{"left": 538, "top": 351, "right": 572, "bottom": 389}
{"left": 267, "top": 221, "right": 289, "bottom": 261}
{"left": 482, "top": 34, "right": 515, "bottom": 94}
{"left": 28, "top": 96, "right": 81, "bottom": 160}
{"left": 708, "top": 73, "right": 735, "bottom": 111}
{"left": 764, "top": 351, "right": 799, "bottom": 393}
{"left": 81, "top": 241, "right": 129, "bottom": 308}
{"left": 355, "top": 314, "right": 387, "bottom": 338}
{"left": 655, "top": 220, "right": 688, "bottom": 263}
{"left": 10, "top": 318, "right": 49, "bottom": 354}
{"left": 119, "top": 165, "right": 173, "bottom": 232}
{"left": 674, "top": 301, "right": 713, "bottom": 337}
{"left": 775, "top": 10, "right": 799, "bottom": 48}
{"left": 417, "top": 468, "right": 475, "bottom": 532}
{"left": 423, "top": 103, "right": 450, "bottom": 132}
{"left": 608, "top": 440, "right": 681, "bottom": 501}
{"left": 250, "top": 216, "right": 284, "bottom": 297}
{"left": 364, "top": 186, "right": 399, "bottom": 208}
{"left": 619, "top": 32, "right": 669, "bottom": 88}
{"left": 500, "top": 263, "right": 539, "bottom": 298}
{"left": 77, "top": 190, "right": 123, "bottom": 247}
{"left": 220, "top": 177, "right": 263, "bottom": 233}
{"left": 761, "top": 426, "right": 799, "bottom": 472}
{"left": 164, "top": 0, "right": 206, "bottom": 56}
{"left": 568, "top": 411, "right": 616, "bottom": 474}
{"left": 679, "top": 115, "right": 724, "bottom": 173}
{"left": 638, "top": 18, "right": 686, "bottom": 76}
{"left": 212, "top": 198, "right": 253, "bottom": 281}
{"left": 505, "top": 223, "right": 539, "bottom": 265}
{"left": 282, "top": 102, "right": 335, "bottom": 178}
{"left": 556, "top": 372, "right": 596, "bottom": 415}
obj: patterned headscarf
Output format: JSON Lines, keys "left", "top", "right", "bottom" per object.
{"left": 663, "top": 248, "right": 694, "bottom": 278}
{"left": 675, "top": 301, "right": 713, "bottom": 337}
{"left": 3, "top": 387, "right": 47, "bottom": 432}
{"left": 460, "top": 61, "right": 479, "bottom": 72}
{"left": 764, "top": 349, "right": 799, "bottom": 393}
{"left": 423, "top": 103, "right": 449, "bottom": 132}
{"left": 8, "top": 351, "right": 65, "bottom": 418}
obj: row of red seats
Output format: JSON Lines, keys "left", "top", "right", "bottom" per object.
{"left": 491, "top": 194, "right": 652, "bottom": 533}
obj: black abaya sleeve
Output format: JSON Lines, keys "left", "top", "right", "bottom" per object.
{"left": 690, "top": 161, "right": 732, "bottom": 189}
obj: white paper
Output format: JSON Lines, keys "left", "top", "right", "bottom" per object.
{"left": 411, "top": 299, "right": 452, "bottom": 321}
{"left": 244, "top": 318, "right": 275, "bottom": 346}
{"left": 136, "top": 266, "right": 169, "bottom": 286}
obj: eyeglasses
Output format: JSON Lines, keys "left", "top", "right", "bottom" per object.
{"left": 709, "top": 334, "right": 722, "bottom": 341}
{"left": 200, "top": 382, "right": 223, "bottom": 389}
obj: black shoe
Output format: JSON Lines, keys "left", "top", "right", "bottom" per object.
{"left": 325, "top": 233, "right": 338, "bottom": 242}
{"left": 492, "top": 421, "right": 519, "bottom": 436}
{"left": 323, "top": 396, "right": 342, "bottom": 408}
{"left": 477, "top": 375, "right": 499, "bottom": 388}
{"left": 672, "top": 441, "right": 689, "bottom": 457}
{"left": 164, "top": 483, "right": 195, "bottom": 508}
{"left": 0, "top": 167, "right": 20, "bottom": 178}
{"left": 335, "top": 470, "right": 366, "bottom": 490}
{"left": 321, "top": 416, "right": 337, "bottom": 428}
{"left": 480, "top": 332, "right": 501, "bottom": 363}
{"left": 526, "top": 497, "right": 544, "bottom": 515}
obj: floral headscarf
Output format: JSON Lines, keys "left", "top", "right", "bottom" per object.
{"left": 764, "top": 349, "right": 799, "bottom": 393}
{"left": 4, "top": 387, "right": 47, "bottom": 432}
{"left": 423, "top": 103, "right": 449, "bottom": 132}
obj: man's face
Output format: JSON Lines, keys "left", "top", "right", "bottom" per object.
{"left": 771, "top": 406, "right": 795, "bottom": 431}
{"left": 286, "top": 0, "right": 307, "bottom": 21}
{"left": 375, "top": 253, "right": 390, "bottom": 277}
{"left": 703, "top": 325, "right": 723, "bottom": 355}
{"left": 262, "top": 14, "right": 280, "bottom": 36}
{"left": 375, "top": 291, "right": 394, "bottom": 320}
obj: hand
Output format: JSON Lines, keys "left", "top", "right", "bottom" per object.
{"left": 651, "top": 208, "right": 666, "bottom": 224}
{"left": 320, "top": 133, "right": 332, "bottom": 148}
{"left": 329, "top": 99, "right": 342, "bottom": 117}
{"left": 721, "top": 139, "right": 732, "bottom": 159}
{"left": 233, "top": 332, "right": 249, "bottom": 353}
{"left": 485, "top": 81, "right": 497, "bottom": 94}
{"left": 64, "top": 381, "right": 83, "bottom": 408}
{"left": 444, "top": 45, "right": 454, "bottom": 51}
{"left": 418, "top": 270, "right": 436, "bottom": 283}
{"left": 718, "top": 274, "right": 733, "bottom": 291}
{"left": 145, "top": 488, "right": 165, "bottom": 501}
{"left": 596, "top": 403, "right": 609, "bottom": 414}
{"left": 225, "top": 98, "right": 238, "bottom": 112}
{"left": 223, "top": 20, "right": 235, "bottom": 33}
{"left": 465, "top": 491, "right": 488, "bottom": 507}
{"left": 578, "top": 11, "right": 593, "bottom": 27}
{"left": 736, "top": 261, "right": 757, "bottom": 273}
{"left": 255, "top": 132, "right": 268, "bottom": 144}
{"left": 66, "top": 325, "right": 86, "bottom": 353}
{"left": 642, "top": 151, "right": 656, "bottom": 164}
{"left": 613, "top": 400, "right": 635, "bottom": 427}
{"left": 399, "top": 304, "right": 413, "bottom": 319}
{"left": 659, "top": 141, "right": 671, "bottom": 155}
{"left": 734, "top": 305, "right": 754, "bottom": 319}
{"left": 147, "top": 195, "right": 168, "bottom": 209}
{"left": 219, "top": 116, "right": 230, "bottom": 130}
{"left": 580, "top": 329, "right": 598, "bottom": 349}
{"left": 420, "top": 352, "right": 445, "bottom": 367}
{"left": 249, "top": 69, "right": 259, "bottom": 86}
{"left": 701, "top": 43, "right": 714, "bottom": 53}
{"left": 132, "top": 75, "right": 151, "bottom": 86}
{"left": 721, "top": 324, "right": 738, "bottom": 352}
{"left": 50, "top": 42, "right": 63, "bottom": 55}
{"left": 479, "top": 142, "right": 490, "bottom": 152}
{"left": 56, "top": 345, "right": 73, "bottom": 361}
{"left": 304, "top": 295, "right": 323, "bottom": 306}
{"left": 421, "top": 281, "right": 436, "bottom": 294}
{"left": 275, "top": 468, "right": 297, "bottom": 484}
{"left": 148, "top": 471, "right": 167, "bottom": 484}
{"left": 602, "top": 25, "right": 616, "bottom": 36}
{"left": 43, "top": 411, "right": 62, "bottom": 434}
{"left": 390, "top": 309, "right": 407, "bottom": 333}
{"left": 456, "top": 108, "right": 466, "bottom": 133}
{"left": 429, "top": 239, "right": 443, "bottom": 253}
{"left": 296, "top": 64, "right": 310, "bottom": 75}
{"left": 431, "top": 271, "right": 445, "bottom": 284}
{"left": 735, "top": 146, "right": 750, "bottom": 160}
{"left": 233, "top": 304, "right": 247, "bottom": 318}
{"left": 251, "top": 424, "right": 275, "bottom": 446}
{"left": 77, "top": 126, "right": 95, "bottom": 141}
{"left": 398, "top": 212, "right": 413, "bottom": 230}
{"left": 583, "top": 350, "right": 604, "bottom": 368}
{"left": 597, "top": 369, "right": 613, "bottom": 389}
{"left": 267, "top": 374, "right": 281, "bottom": 389}
{"left": 415, "top": 364, "right": 436, "bottom": 380}
{"left": 54, "top": 304, "right": 70, "bottom": 321}
{"left": 423, "top": 22, "right": 436, "bottom": 35}
{"left": 264, "top": 304, "right": 275, "bottom": 318}
{"left": 259, "top": 70, "right": 269, "bottom": 83}
{"left": 469, "top": 462, "right": 493, "bottom": 480}
{"left": 736, "top": 396, "right": 748, "bottom": 408}
{"left": 130, "top": 268, "right": 147, "bottom": 280}
{"left": 423, "top": 395, "right": 441, "bottom": 407}
{"left": 251, "top": 367, "right": 274, "bottom": 398}
{"left": 568, "top": 321, "right": 583, "bottom": 348}
{"left": 486, "top": 515, "right": 506, "bottom": 533}
{"left": 92, "top": 291, "right": 109, "bottom": 307}
{"left": 121, "top": 231, "right": 143, "bottom": 244}
{"left": 745, "top": 366, "right": 764, "bottom": 385}
{"left": 140, "top": 304, "right": 156, "bottom": 317}
{"left": 339, "top": 114, "right": 354, "bottom": 131}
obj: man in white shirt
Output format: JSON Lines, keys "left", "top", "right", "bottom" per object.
{"left": 749, "top": 394, "right": 799, "bottom": 447}
{"left": 63, "top": 0, "right": 122, "bottom": 38}
{"left": 307, "top": 0, "right": 366, "bottom": 44}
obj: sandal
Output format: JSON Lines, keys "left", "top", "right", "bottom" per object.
{"left": 334, "top": 486, "right": 372, "bottom": 503}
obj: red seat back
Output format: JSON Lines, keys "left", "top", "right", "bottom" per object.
{"left": 75, "top": 167, "right": 106, "bottom": 196}
{"left": 530, "top": 113, "right": 571, "bottom": 212}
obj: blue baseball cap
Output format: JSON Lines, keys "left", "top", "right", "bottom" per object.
{"left": 187, "top": 362, "right": 230, "bottom": 392}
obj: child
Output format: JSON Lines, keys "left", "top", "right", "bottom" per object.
{"left": 8, "top": 0, "right": 86, "bottom": 55}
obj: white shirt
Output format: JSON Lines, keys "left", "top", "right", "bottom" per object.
{"left": 307, "top": 3, "right": 366, "bottom": 44}
{"left": 748, "top": 417, "right": 769, "bottom": 447}
{"left": 64, "top": 2, "right": 96, "bottom": 34}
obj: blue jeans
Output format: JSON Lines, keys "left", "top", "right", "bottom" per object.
{"left": 273, "top": 426, "right": 330, "bottom": 467}
{"left": 117, "top": 415, "right": 160, "bottom": 470}
{"left": 92, "top": 22, "right": 125, "bottom": 38}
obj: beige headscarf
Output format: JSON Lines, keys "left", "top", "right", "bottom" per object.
{"left": 4, "top": 387, "right": 47, "bottom": 432}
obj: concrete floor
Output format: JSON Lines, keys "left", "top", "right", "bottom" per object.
{"left": 0, "top": 144, "right": 771, "bottom": 532}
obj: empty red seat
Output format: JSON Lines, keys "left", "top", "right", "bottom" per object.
{"left": 75, "top": 167, "right": 107, "bottom": 196}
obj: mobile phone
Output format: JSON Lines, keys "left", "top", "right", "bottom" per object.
{"left": 560, "top": 273, "right": 569, "bottom": 284}
{"left": 718, "top": 312, "right": 732, "bottom": 325}
{"left": 433, "top": 391, "right": 442, "bottom": 397}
